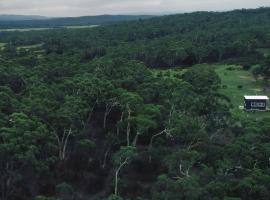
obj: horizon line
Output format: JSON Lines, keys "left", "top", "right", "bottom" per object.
{"left": 0, "top": 6, "right": 269, "bottom": 18}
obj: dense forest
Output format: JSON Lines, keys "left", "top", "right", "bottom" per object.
{"left": 0, "top": 7, "right": 270, "bottom": 200}
{"left": 0, "top": 15, "right": 154, "bottom": 29}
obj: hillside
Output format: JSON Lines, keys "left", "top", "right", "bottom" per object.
{"left": 0, "top": 15, "right": 155, "bottom": 28}
{"left": 0, "top": 7, "right": 270, "bottom": 200}
{"left": 0, "top": 14, "right": 49, "bottom": 21}
{"left": 2, "top": 8, "right": 270, "bottom": 67}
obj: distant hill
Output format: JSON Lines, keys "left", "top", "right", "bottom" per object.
{"left": 0, "top": 15, "right": 155, "bottom": 28}
{"left": 0, "top": 15, "right": 49, "bottom": 21}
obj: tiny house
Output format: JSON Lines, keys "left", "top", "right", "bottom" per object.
{"left": 244, "top": 96, "right": 269, "bottom": 111}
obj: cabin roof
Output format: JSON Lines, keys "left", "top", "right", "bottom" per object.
{"left": 244, "top": 95, "right": 269, "bottom": 100}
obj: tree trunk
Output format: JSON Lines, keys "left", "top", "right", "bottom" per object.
{"left": 103, "top": 111, "right": 108, "bottom": 129}
{"left": 117, "top": 111, "right": 124, "bottom": 136}
{"left": 53, "top": 127, "right": 73, "bottom": 161}
{"left": 114, "top": 158, "right": 129, "bottom": 196}
{"left": 126, "top": 105, "right": 131, "bottom": 146}
{"left": 102, "top": 147, "right": 110, "bottom": 169}
{"left": 103, "top": 101, "right": 119, "bottom": 129}
{"left": 148, "top": 129, "right": 173, "bottom": 162}
{"left": 132, "top": 132, "right": 140, "bottom": 147}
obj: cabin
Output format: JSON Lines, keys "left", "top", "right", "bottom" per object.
{"left": 244, "top": 96, "right": 269, "bottom": 111}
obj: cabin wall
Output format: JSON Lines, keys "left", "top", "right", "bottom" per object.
{"left": 244, "top": 99, "right": 267, "bottom": 110}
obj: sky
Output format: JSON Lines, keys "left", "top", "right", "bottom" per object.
{"left": 0, "top": 0, "right": 270, "bottom": 17}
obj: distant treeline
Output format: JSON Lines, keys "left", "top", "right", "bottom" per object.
{"left": 1, "top": 8, "right": 270, "bottom": 68}
{"left": 1, "top": 7, "right": 270, "bottom": 200}
{"left": 0, "top": 15, "right": 155, "bottom": 28}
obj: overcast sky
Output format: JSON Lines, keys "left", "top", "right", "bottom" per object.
{"left": 0, "top": 0, "right": 269, "bottom": 17}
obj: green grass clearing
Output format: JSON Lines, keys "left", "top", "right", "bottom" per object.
{"left": 0, "top": 28, "right": 54, "bottom": 32}
{"left": 0, "top": 25, "right": 99, "bottom": 32}
{"left": 17, "top": 43, "right": 44, "bottom": 51}
{"left": 215, "top": 64, "right": 270, "bottom": 119}
{"left": 0, "top": 42, "right": 6, "bottom": 50}
{"left": 64, "top": 25, "right": 99, "bottom": 29}
{"left": 152, "top": 64, "right": 270, "bottom": 119}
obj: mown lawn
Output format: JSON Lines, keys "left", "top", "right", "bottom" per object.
{"left": 215, "top": 64, "right": 270, "bottom": 119}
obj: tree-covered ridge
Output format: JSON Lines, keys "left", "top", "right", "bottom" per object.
{"left": 0, "top": 15, "right": 49, "bottom": 21}
{"left": 0, "top": 7, "right": 270, "bottom": 200}
{"left": 0, "top": 15, "right": 154, "bottom": 29}
{"left": 1, "top": 7, "right": 270, "bottom": 68}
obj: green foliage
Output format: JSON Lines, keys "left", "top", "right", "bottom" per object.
{"left": 0, "top": 7, "right": 270, "bottom": 200}
{"left": 35, "top": 196, "right": 58, "bottom": 200}
{"left": 152, "top": 175, "right": 202, "bottom": 200}
{"left": 107, "top": 194, "right": 124, "bottom": 200}
{"left": 56, "top": 182, "right": 74, "bottom": 200}
{"left": 113, "top": 146, "right": 137, "bottom": 165}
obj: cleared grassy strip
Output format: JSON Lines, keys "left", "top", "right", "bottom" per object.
{"left": 215, "top": 64, "right": 270, "bottom": 119}
{"left": 0, "top": 25, "right": 99, "bottom": 32}
{"left": 17, "top": 43, "right": 44, "bottom": 50}
{"left": 64, "top": 25, "right": 99, "bottom": 29}
{"left": 0, "top": 28, "right": 54, "bottom": 32}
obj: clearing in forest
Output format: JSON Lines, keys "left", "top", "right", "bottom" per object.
{"left": 0, "top": 42, "right": 6, "bottom": 50}
{"left": 215, "top": 64, "right": 270, "bottom": 119}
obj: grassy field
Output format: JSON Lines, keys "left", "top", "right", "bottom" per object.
{"left": 0, "top": 28, "right": 54, "bottom": 32}
{"left": 154, "top": 64, "right": 270, "bottom": 119}
{"left": 0, "top": 42, "right": 6, "bottom": 50}
{"left": 64, "top": 25, "right": 99, "bottom": 29}
{"left": 17, "top": 43, "right": 44, "bottom": 50}
{"left": 215, "top": 64, "right": 270, "bottom": 119}
{"left": 0, "top": 25, "right": 99, "bottom": 32}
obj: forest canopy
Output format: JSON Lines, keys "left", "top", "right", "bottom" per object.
{"left": 0, "top": 7, "right": 270, "bottom": 200}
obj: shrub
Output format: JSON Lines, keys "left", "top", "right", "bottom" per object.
{"left": 242, "top": 65, "right": 251, "bottom": 70}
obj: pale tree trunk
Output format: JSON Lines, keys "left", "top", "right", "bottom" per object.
{"left": 114, "top": 158, "right": 129, "bottom": 196}
{"left": 178, "top": 162, "right": 190, "bottom": 177}
{"left": 103, "top": 101, "right": 119, "bottom": 129}
{"left": 187, "top": 139, "right": 201, "bottom": 151}
{"left": 132, "top": 132, "right": 140, "bottom": 147}
{"left": 116, "top": 111, "right": 124, "bottom": 136}
{"left": 53, "top": 127, "right": 73, "bottom": 161}
{"left": 103, "top": 106, "right": 109, "bottom": 129}
{"left": 148, "top": 129, "right": 173, "bottom": 162}
{"left": 126, "top": 105, "right": 131, "bottom": 146}
{"left": 102, "top": 147, "right": 111, "bottom": 169}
